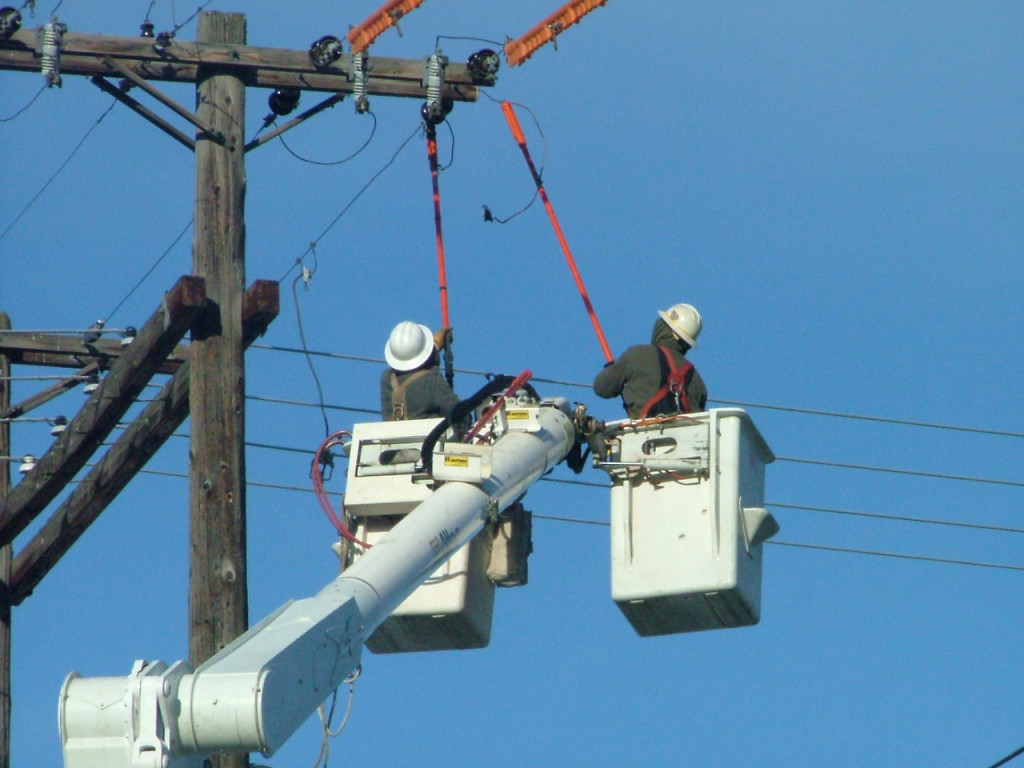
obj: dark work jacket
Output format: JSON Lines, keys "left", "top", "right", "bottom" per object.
{"left": 379, "top": 359, "right": 461, "bottom": 421}
{"left": 592, "top": 318, "right": 707, "bottom": 419}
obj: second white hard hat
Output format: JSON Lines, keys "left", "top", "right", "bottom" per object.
{"left": 384, "top": 321, "right": 434, "bottom": 371}
{"left": 658, "top": 303, "right": 702, "bottom": 349}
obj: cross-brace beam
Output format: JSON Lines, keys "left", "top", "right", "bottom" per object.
{"left": 0, "top": 332, "right": 187, "bottom": 373}
{"left": 9, "top": 281, "right": 278, "bottom": 604}
{"left": 0, "top": 275, "right": 206, "bottom": 549}
{"left": 0, "top": 29, "right": 483, "bottom": 100}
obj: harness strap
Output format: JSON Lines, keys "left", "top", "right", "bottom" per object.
{"left": 391, "top": 368, "right": 431, "bottom": 421}
{"left": 637, "top": 345, "right": 694, "bottom": 419}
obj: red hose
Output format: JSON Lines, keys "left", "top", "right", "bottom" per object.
{"left": 312, "top": 431, "right": 370, "bottom": 549}
{"left": 501, "top": 101, "right": 614, "bottom": 363}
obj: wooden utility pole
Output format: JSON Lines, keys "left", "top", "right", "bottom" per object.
{"left": 189, "top": 12, "right": 248, "bottom": 768}
{"left": 0, "top": 313, "right": 11, "bottom": 768}
{"left": 0, "top": 11, "right": 493, "bottom": 765}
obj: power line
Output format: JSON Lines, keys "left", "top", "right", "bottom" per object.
{"left": 118, "top": 425, "right": 314, "bottom": 457}
{"left": 290, "top": 272, "right": 331, "bottom": 436}
{"left": 986, "top": 745, "right": 1024, "bottom": 768}
{"left": 0, "top": 99, "right": 117, "bottom": 244}
{"left": 278, "top": 122, "right": 422, "bottom": 283}
{"left": 247, "top": 344, "right": 1024, "bottom": 443}
{"left": 769, "top": 501, "right": 1024, "bottom": 535}
{"left": 111, "top": 468, "right": 1022, "bottom": 574}
{"left": 715, "top": 398, "right": 1024, "bottom": 440}
{"left": 241, "top": 389, "right": 1024, "bottom": 490}
{"left": 777, "top": 456, "right": 1024, "bottom": 489}
{"left": 106, "top": 217, "right": 193, "bottom": 323}
{"left": 277, "top": 110, "right": 377, "bottom": 166}
{"left": 246, "top": 394, "right": 377, "bottom": 416}
{"left": 0, "top": 82, "right": 45, "bottom": 123}
{"left": 769, "top": 540, "right": 1024, "bottom": 573}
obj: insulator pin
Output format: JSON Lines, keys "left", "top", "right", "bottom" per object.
{"left": 351, "top": 52, "right": 370, "bottom": 114}
{"left": 421, "top": 50, "right": 449, "bottom": 126}
{"left": 39, "top": 19, "right": 67, "bottom": 88}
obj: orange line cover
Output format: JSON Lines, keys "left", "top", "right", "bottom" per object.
{"left": 504, "top": 0, "right": 610, "bottom": 67}
{"left": 347, "top": 0, "right": 430, "bottom": 54}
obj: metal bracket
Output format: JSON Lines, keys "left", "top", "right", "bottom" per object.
{"left": 102, "top": 56, "right": 229, "bottom": 147}
{"left": 485, "top": 496, "right": 500, "bottom": 525}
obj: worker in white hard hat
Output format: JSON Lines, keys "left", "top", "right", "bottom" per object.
{"left": 380, "top": 321, "right": 461, "bottom": 421}
{"left": 592, "top": 303, "right": 707, "bottom": 420}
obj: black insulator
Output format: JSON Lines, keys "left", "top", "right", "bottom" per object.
{"left": 421, "top": 101, "right": 444, "bottom": 127}
{"left": 153, "top": 30, "right": 173, "bottom": 53}
{"left": 140, "top": 20, "right": 155, "bottom": 38}
{"left": 0, "top": 7, "right": 22, "bottom": 39}
{"left": 467, "top": 48, "right": 500, "bottom": 84}
{"left": 268, "top": 87, "right": 301, "bottom": 116}
{"left": 421, "top": 97, "right": 454, "bottom": 126}
{"left": 309, "top": 35, "right": 343, "bottom": 69}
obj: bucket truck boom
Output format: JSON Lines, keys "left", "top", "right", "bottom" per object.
{"left": 59, "top": 398, "right": 577, "bottom": 768}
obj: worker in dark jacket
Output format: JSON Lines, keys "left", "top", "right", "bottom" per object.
{"left": 380, "top": 321, "right": 460, "bottom": 421}
{"left": 593, "top": 303, "right": 708, "bottom": 420}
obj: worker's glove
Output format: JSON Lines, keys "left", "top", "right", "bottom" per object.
{"left": 434, "top": 327, "right": 453, "bottom": 349}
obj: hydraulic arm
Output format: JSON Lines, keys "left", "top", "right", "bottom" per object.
{"left": 59, "top": 400, "right": 576, "bottom": 768}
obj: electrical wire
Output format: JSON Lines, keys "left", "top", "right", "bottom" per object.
{"left": 0, "top": 99, "right": 117, "bottom": 245}
{"left": 105, "top": 217, "right": 193, "bottom": 324}
{"left": 245, "top": 394, "right": 377, "bottom": 416}
{"left": 244, "top": 343, "right": 1024, "bottom": 441}
{"left": 109, "top": 467, "right": 1024, "bottom": 574}
{"left": 479, "top": 91, "right": 541, "bottom": 224}
{"left": 986, "top": 745, "right": 1024, "bottom": 768}
{"left": 169, "top": 0, "right": 213, "bottom": 36}
{"left": 292, "top": 269, "right": 331, "bottom": 436}
{"left": 96, "top": 419, "right": 1024, "bottom": 544}
{"left": 435, "top": 34, "right": 505, "bottom": 49}
{"left": 769, "top": 501, "right": 1024, "bottom": 535}
{"left": 714, "top": 398, "right": 1024, "bottom": 440}
{"left": 314, "top": 673, "right": 358, "bottom": 767}
{"left": 278, "top": 123, "right": 421, "bottom": 283}
{"left": 277, "top": 110, "right": 378, "bottom": 166}
{"left": 777, "top": 456, "right": 1024, "bottom": 489}
{"left": 246, "top": 344, "right": 1024, "bottom": 445}
{"left": 0, "top": 83, "right": 46, "bottom": 123}
{"left": 531, "top": 512, "right": 1024, "bottom": 572}
{"left": 768, "top": 540, "right": 1024, "bottom": 573}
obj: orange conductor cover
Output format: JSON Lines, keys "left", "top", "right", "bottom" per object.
{"left": 504, "top": 0, "right": 610, "bottom": 67}
{"left": 347, "top": 0, "right": 430, "bottom": 54}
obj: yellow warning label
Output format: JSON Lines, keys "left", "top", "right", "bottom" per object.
{"left": 507, "top": 409, "right": 530, "bottom": 420}
{"left": 443, "top": 455, "right": 470, "bottom": 468}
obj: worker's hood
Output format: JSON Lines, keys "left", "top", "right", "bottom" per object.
{"left": 650, "top": 317, "right": 686, "bottom": 350}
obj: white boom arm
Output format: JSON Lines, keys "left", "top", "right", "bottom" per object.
{"left": 59, "top": 402, "right": 576, "bottom": 768}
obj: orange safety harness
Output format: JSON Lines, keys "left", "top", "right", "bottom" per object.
{"left": 637, "top": 345, "right": 694, "bottom": 419}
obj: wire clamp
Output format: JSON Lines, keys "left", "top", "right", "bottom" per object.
{"left": 485, "top": 496, "right": 500, "bottom": 525}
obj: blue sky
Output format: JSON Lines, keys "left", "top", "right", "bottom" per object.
{"left": 1, "top": 2, "right": 1022, "bottom": 766}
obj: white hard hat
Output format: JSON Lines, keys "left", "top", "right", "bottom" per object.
{"left": 384, "top": 321, "right": 434, "bottom": 371}
{"left": 658, "top": 303, "right": 702, "bottom": 349}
